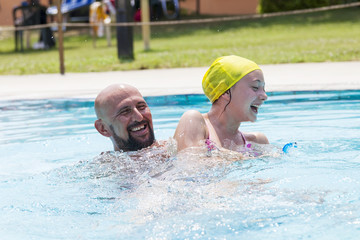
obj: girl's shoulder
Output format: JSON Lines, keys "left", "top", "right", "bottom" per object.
{"left": 180, "top": 110, "right": 204, "bottom": 120}
{"left": 178, "top": 110, "right": 207, "bottom": 133}
{"left": 174, "top": 110, "right": 209, "bottom": 151}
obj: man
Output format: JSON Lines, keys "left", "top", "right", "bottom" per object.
{"left": 94, "top": 84, "right": 156, "bottom": 151}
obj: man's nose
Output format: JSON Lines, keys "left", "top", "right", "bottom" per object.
{"left": 132, "top": 108, "right": 144, "bottom": 122}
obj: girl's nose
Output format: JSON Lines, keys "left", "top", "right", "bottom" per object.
{"left": 259, "top": 90, "right": 268, "bottom": 101}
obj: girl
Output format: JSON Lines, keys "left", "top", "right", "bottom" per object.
{"left": 174, "top": 55, "right": 269, "bottom": 155}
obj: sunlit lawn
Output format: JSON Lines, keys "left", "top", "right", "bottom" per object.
{"left": 0, "top": 7, "right": 359, "bottom": 75}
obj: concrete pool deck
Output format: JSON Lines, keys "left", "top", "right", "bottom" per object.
{"left": 1, "top": 61, "right": 360, "bottom": 100}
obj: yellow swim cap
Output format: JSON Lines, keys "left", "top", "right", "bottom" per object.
{"left": 202, "top": 55, "right": 261, "bottom": 103}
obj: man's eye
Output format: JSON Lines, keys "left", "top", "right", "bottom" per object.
{"left": 138, "top": 105, "right": 146, "bottom": 110}
{"left": 120, "top": 109, "right": 131, "bottom": 115}
{"left": 252, "top": 86, "right": 259, "bottom": 91}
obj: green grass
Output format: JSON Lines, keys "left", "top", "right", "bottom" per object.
{"left": 1, "top": 7, "right": 360, "bottom": 75}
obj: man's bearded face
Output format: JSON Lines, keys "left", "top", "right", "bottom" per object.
{"left": 110, "top": 121, "right": 155, "bottom": 151}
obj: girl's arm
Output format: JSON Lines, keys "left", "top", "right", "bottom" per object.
{"left": 245, "top": 132, "right": 269, "bottom": 144}
{"left": 174, "top": 110, "right": 208, "bottom": 152}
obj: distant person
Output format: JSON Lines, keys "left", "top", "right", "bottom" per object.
{"left": 174, "top": 55, "right": 269, "bottom": 155}
{"left": 15, "top": 0, "right": 55, "bottom": 49}
{"left": 94, "top": 84, "right": 157, "bottom": 152}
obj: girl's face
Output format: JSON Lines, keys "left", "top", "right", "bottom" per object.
{"left": 228, "top": 69, "right": 267, "bottom": 123}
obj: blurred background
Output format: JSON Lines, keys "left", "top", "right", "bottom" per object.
{"left": 0, "top": 0, "right": 359, "bottom": 75}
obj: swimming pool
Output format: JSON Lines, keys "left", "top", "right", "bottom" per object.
{"left": 1, "top": 90, "right": 360, "bottom": 239}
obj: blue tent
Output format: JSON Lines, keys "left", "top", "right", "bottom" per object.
{"left": 46, "top": 0, "right": 95, "bottom": 15}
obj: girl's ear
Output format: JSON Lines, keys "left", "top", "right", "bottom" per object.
{"left": 220, "top": 89, "right": 231, "bottom": 101}
{"left": 94, "top": 119, "right": 112, "bottom": 137}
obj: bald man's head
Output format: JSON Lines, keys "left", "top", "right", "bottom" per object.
{"left": 94, "top": 84, "right": 155, "bottom": 151}
{"left": 95, "top": 84, "right": 141, "bottom": 118}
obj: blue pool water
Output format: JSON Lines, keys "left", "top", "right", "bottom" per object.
{"left": 0, "top": 90, "right": 360, "bottom": 239}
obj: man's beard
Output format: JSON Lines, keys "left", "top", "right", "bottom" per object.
{"left": 110, "top": 122, "right": 155, "bottom": 152}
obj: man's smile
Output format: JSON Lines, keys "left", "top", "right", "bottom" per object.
{"left": 128, "top": 121, "right": 150, "bottom": 137}
{"left": 130, "top": 124, "right": 146, "bottom": 132}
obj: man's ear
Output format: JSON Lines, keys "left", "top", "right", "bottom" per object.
{"left": 94, "top": 119, "right": 112, "bottom": 137}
